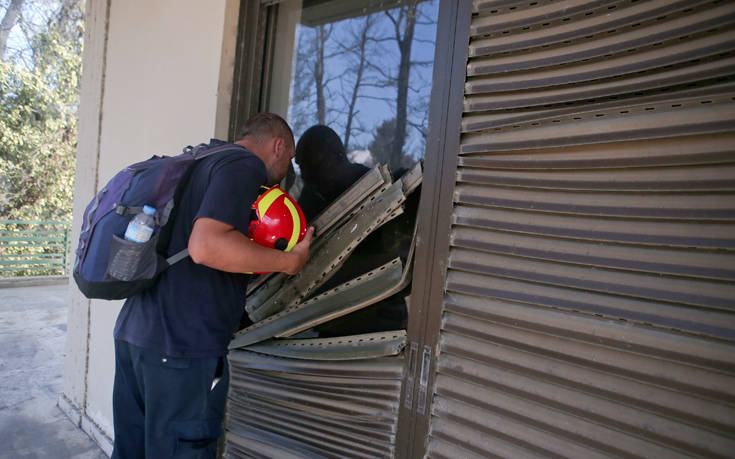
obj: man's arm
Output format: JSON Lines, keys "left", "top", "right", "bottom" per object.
{"left": 188, "top": 217, "right": 313, "bottom": 275}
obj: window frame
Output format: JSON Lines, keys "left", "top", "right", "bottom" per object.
{"left": 229, "top": 1, "right": 469, "bottom": 456}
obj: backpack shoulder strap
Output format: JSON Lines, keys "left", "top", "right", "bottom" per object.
{"left": 184, "top": 142, "right": 248, "bottom": 161}
{"left": 162, "top": 143, "right": 249, "bottom": 269}
{"left": 166, "top": 248, "right": 189, "bottom": 267}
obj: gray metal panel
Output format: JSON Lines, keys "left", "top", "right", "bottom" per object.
{"left": 426, "top": 1, "right": 735, "bottom": 457}
{"left": 230, "top": 209, "right": 417, "bottom": 349}
{"left": 245, "top": 164, "right": 391, "bottom": 298}
{"left": 243, "top": 330, "right": 407, "bottom": 360}
{"left": 232, "top": 259, "right": 405, "bottom": 348}
{"left": 225, "top": 350, "right": 404, "bottom": 458}
{"left": 245, "top": 164, "right": 392, "bottom": 302}
{"left": 247, "top": 178, "right": 406, "bottom": 322}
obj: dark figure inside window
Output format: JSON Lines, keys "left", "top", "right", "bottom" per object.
{"left": 294, "top": 124, "right": 415, "bottom": 337}
{"left": 295, "top": 125, "right": 370, "bottom": 221}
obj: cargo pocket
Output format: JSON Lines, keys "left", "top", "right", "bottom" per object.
{"left": 105, "top": 234, "right": 159, "bottom": 281}
{"left": 171, "top": 418, "right": 222, "bottom": 459}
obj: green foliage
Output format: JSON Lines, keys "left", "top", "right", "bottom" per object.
{"left": 0, "top": 15, "right": 81, "bottom": 221}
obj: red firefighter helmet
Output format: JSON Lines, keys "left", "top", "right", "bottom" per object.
{"left": 248, "top": 186, "right": 308, "bottom": 252}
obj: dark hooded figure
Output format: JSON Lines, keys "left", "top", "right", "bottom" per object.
{"left": 295, "top": 125, "right": 369, "bottom": 221}
{"left": 294, "top": 124, "right": 412, "bottom": 337}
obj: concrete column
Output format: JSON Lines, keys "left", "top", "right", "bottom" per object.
{"left": 61, "top": 0, "right": 240, "bottom": 455}
{"left": 60, "top": 0, "right": 110, "bottom": 433}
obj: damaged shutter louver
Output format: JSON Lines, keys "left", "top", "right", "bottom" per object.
{"left": 427, "top": 1, "right": 735, "bottom": 458}
{"left": 227, "top": 351, "right": 405, "bottom": 458}
{"left": 225, "top": 162, "right": 422, "bottom": 458}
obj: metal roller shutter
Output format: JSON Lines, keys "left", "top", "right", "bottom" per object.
{"left": 425, "top": 0, "right": 735, "bottom": 457}
{"left": 226, "top": 349, "right": 405, "bottom": 458}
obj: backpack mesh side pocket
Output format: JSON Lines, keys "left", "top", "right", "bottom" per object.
{"left": 106, "top": 235, "right": 159, "bottom": 281}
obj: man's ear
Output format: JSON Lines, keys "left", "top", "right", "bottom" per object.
{"left": 272, "top": 136, "right": 285, "bottom": 157}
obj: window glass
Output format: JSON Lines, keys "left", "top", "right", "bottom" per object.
{"left": 264, "top": 0, "right": 439, "bottom": 337}
{"left": 269, "top": 0, "right": 440, "bottom": 179}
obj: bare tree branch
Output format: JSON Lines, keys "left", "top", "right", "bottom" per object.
{"left": 0, "top": 0, "right": 25, "bottom": 58}
{"left": 343, "top": 14, "right": 375, "bottom": 151}
{"left": 313, "top": 24, "right": 331, "bottom": 124}
{"left": 389, "top": 1, "right": 418, "bottom": 163}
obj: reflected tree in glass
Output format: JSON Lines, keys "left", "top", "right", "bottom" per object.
{"left": 288, "top": 0, "right": 438, "bottom": 173}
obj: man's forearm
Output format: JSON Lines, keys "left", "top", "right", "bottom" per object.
{"left": 188, "top": 217, "right": 309, "bottom": 274}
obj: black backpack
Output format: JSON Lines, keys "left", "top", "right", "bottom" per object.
{"left": 73, "top": 142, "right": 244, "bottom": 300}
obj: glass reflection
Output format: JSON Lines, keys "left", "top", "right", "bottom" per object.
{"left": 271, "top": 0, "right": 439, "bottom": 180}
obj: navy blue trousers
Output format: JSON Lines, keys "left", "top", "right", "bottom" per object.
{"left": 112, "top": 340, "right": 229, "bottom": 459}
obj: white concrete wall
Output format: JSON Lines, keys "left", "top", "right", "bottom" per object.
{"left": 62, "top": 0, "right": 239, "bottom": 453}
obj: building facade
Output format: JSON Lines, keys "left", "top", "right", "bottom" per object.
{"left": 63, "top": 0, "right": 735, "bottom": 457}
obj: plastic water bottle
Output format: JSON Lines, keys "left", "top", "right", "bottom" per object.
{"left": 124, "top": 205, "right": 156, "bottom": 243}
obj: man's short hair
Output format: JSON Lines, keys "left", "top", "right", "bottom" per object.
{"left": 239, "top": 113, "right": 294, "bottom": 145}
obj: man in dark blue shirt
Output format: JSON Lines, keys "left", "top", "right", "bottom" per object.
{"left": 111, "top": 113, "right": 313, "bottom": 458}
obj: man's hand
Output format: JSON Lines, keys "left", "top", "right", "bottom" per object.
{"left": 285, "top": 226, "right": 314, "bottom": 275}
